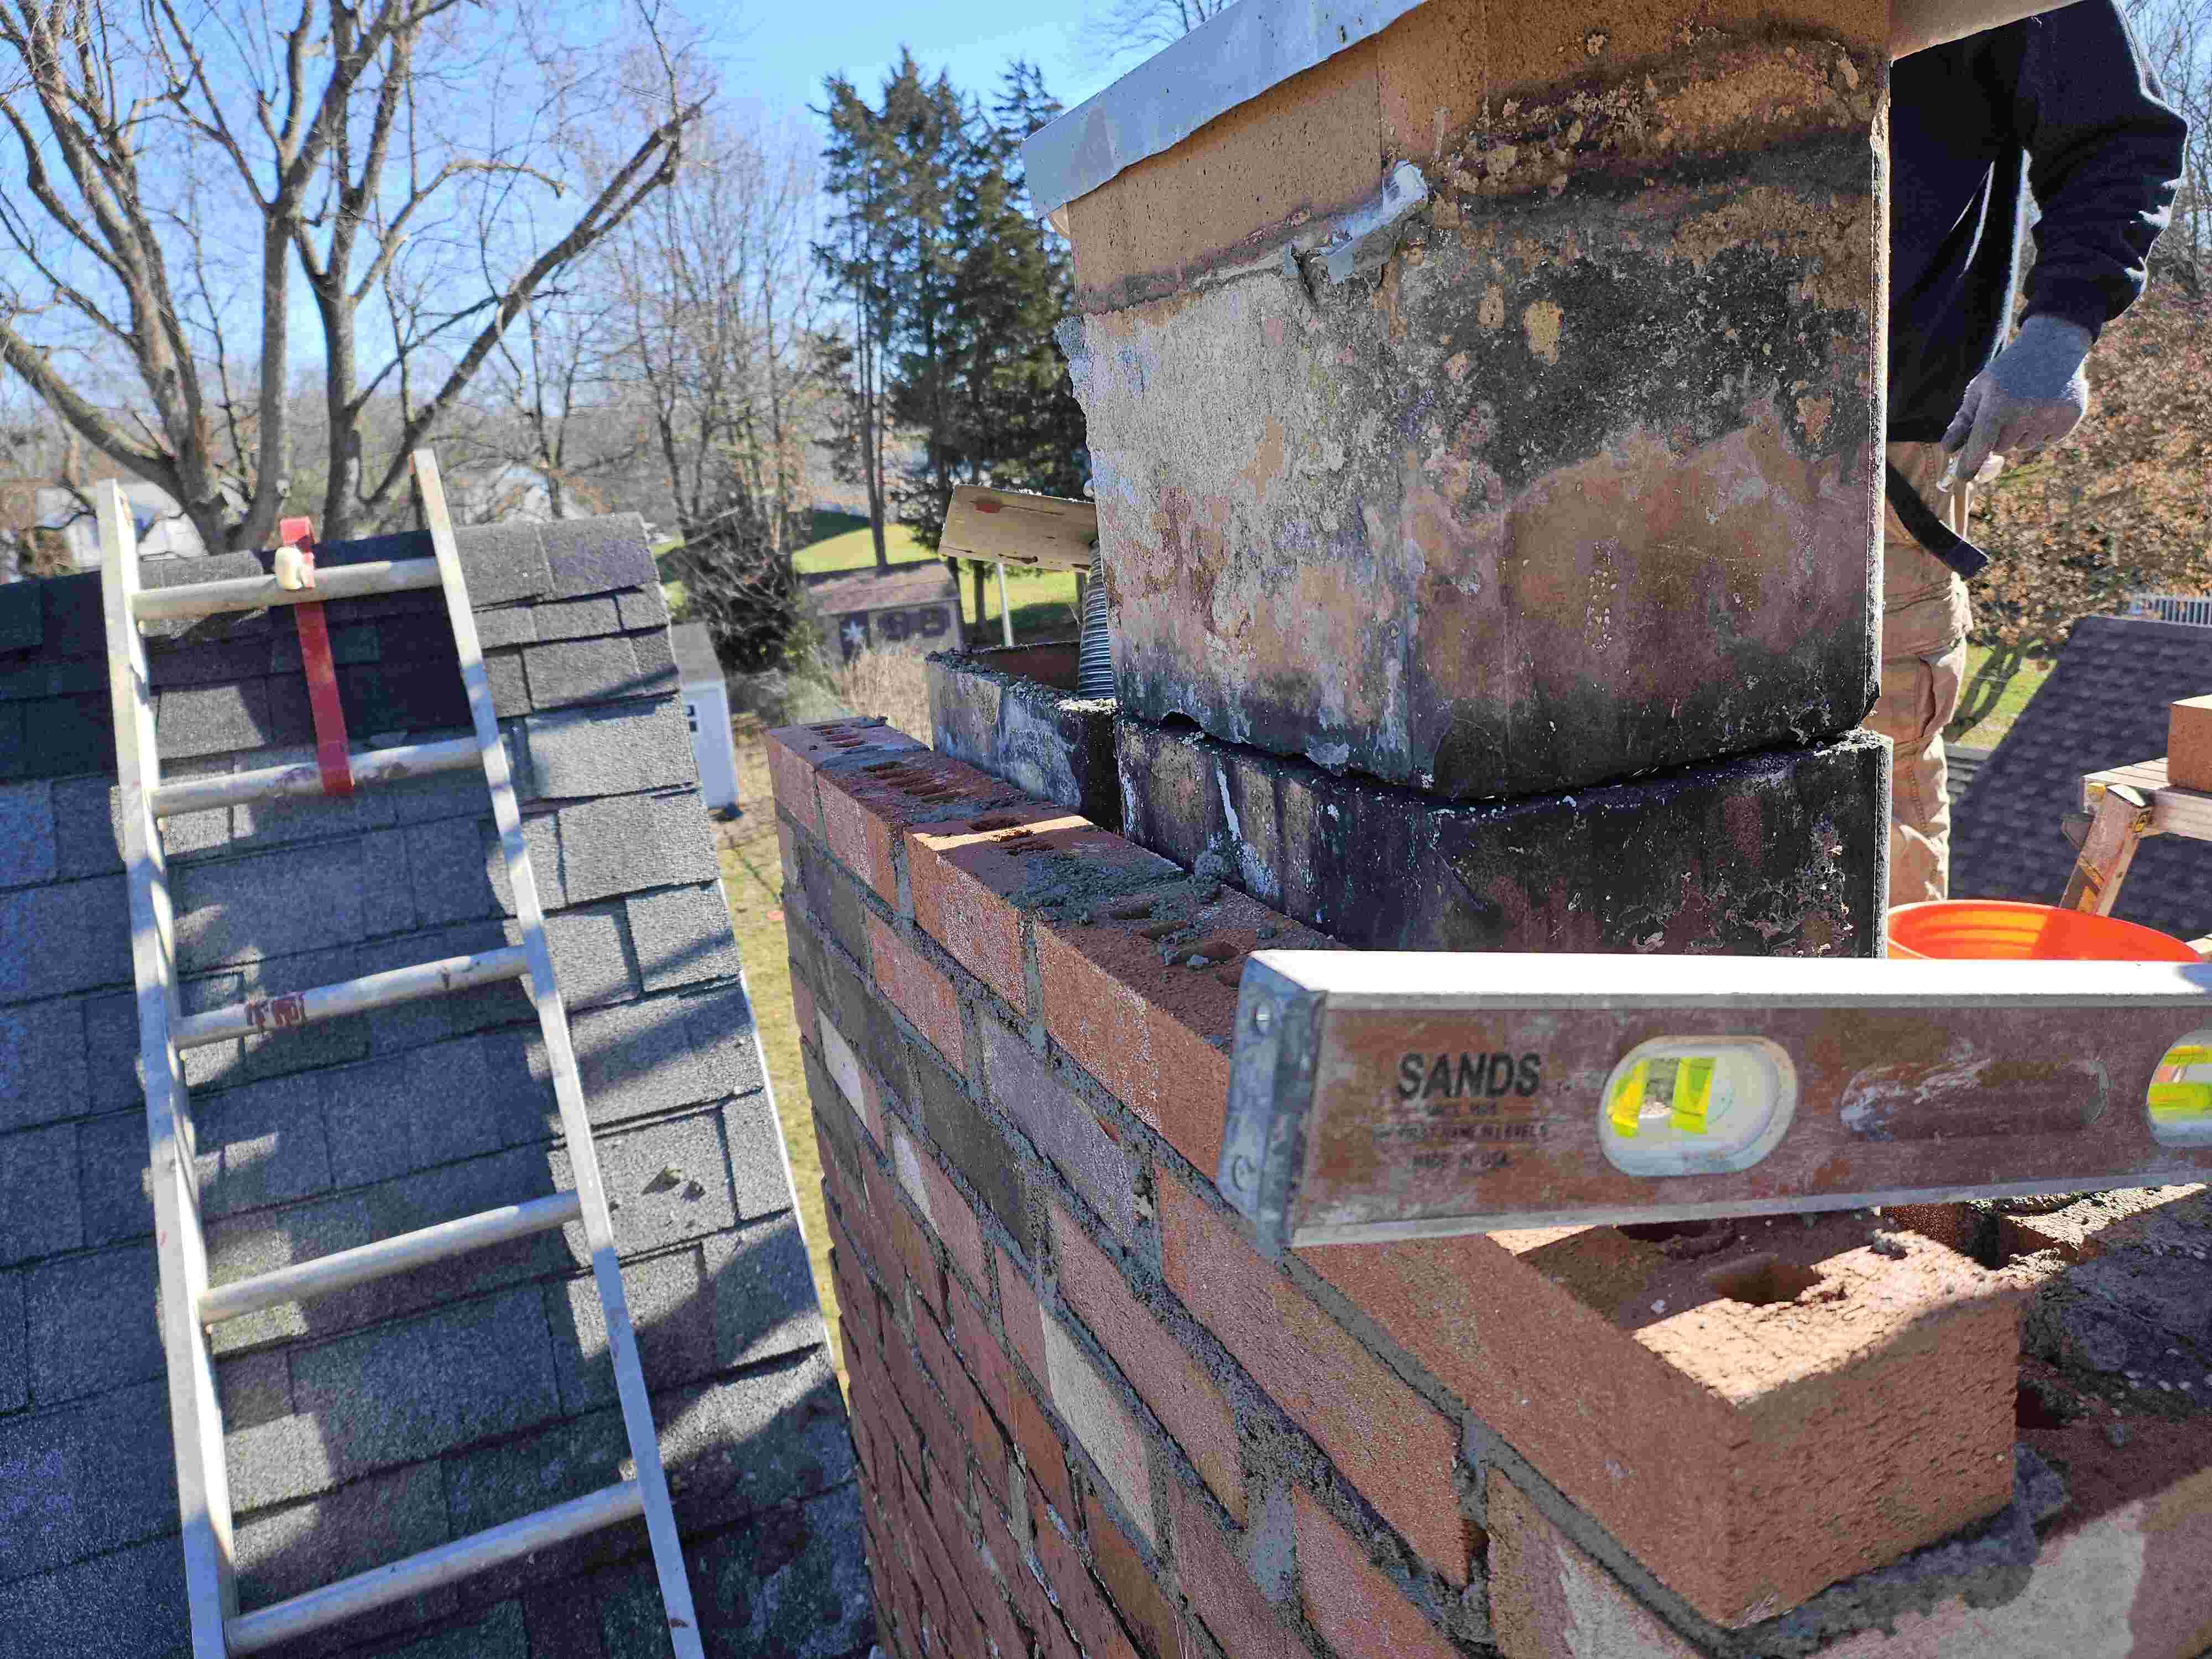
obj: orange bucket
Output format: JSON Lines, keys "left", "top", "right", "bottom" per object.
{"left": 1887, "top": 899, "right": 2199, "bottom": 962}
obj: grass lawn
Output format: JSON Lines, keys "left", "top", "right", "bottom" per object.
{"left": 1949, "top": 646, "right": 2056, "bottom": 750}
{"left": 717, "top": 729, "right": 843, "bottom": 1391}
{"left": 795, "top": 516, "right": 1083, "bottom": 642}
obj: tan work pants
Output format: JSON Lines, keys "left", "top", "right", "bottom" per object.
{"left": 1868, "top": 441, "right": 1977, "bottom": 905}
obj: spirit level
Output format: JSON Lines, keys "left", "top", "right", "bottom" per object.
{"left": 1219, "top": 951, "right": 2212, "bottom": 1256}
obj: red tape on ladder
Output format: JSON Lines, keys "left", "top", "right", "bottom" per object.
{"left": 281, "top": 516, "right": 354, "bottom": 797}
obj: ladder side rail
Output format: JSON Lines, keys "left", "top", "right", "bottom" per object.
{"left": 97, "top": 484, "right": 239, "bottom": 1653}
{"left": 411, "top": 450, "right": 706, "bottom": 1659}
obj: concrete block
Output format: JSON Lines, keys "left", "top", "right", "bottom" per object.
{"left": 0, "top": 1536, "right": 191, "bottom": 1659}
{"left": 928, "top": 644, "right": 1120, "bottom": 827}
{"left": 1120, "top": 716, "right": 1889, "bottom": 957}
{"left": 0, "top": 1380, "right": 175, "bottom": 1580}
{"left": 26, "top": 1243, "right": 163, "bottom": 1405}
{"left": 523, "top": 699, "right": 695, "bottom": 801}
{"left": 0, "top": 1122, "right": 82, "bottom": 1265}
{"left": 540, "top": 515, "right": 655, "bottom": 599}
{"left": 0, "top": 997, "right": 88, "bottom": 1134}
{"left": 626, "top": 884, "right": 742, "bottom": 990}
{"left": 982, "top": 1018, "right": 1139, "bottom": 1244}
{"left": 0, "top": 778, "right": 56, "bottom": 888}
{"left": 289, "top": 1288, "right": 562, "bottom": 1477}
{"left": 1070, "top": 34, "right": 1879, "bottom": 798}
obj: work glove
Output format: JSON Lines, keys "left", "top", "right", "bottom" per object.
{"left": 1939, "top": 314, "right": 2094, "bottom": 492}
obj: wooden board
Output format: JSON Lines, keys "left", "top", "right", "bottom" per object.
{"left": 1221, "top": 950, "right": 2212, "bottom": 1253}
{"left": 2085, "top": 756, "right": 2212, "bottom": 842}
{"left": 940, "top": 487, "right": 1095, "bottom": 571}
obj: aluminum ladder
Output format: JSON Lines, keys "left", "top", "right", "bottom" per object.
{"left": 97, "top": 451, "right": 706, "bottom": 1657}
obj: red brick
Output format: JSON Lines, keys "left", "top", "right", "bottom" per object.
{"left": 1293, "top": 1489, "right": 1459, "bottom": 1659}
{"left": 1157, "top": 1177, "right": 1469, "bottom": 1585}
{"left": 1487, "top": 1471, "right": 1701, "bottom": 1659}
{"left": 910, "top": 802, "right": 1180, "bottom": 1012}
{"left": 763, "top": 726, "right": 827, "bottom": 833}
{"left": 1053, "top": 1202, "right": 1243, "bottom": 1522}
{"left": 817, "top": 745, "right": 1018, "bottom": 905}
{"left": 869, "top": 912, "right": 966, "bottom": 1073}
{"left": 1300, "top": 1218, "right": 2022, "bottom": 1625}
{"left": 898, "top": 1130, "right": 988, "bottom": 1293}
{"left": 1086, "top": 1491, "right": 1181, "bottom": 1659}
{"left": 789, "top": 972, "right": 817, "bottom": 1044}
{"left": 1034, "top": 886, "right": 1335, "bottom": 1172}
{"left": 1013, "top": 1376, "right": 1074, "bottom": 1520}
{"left": 951, "top": 1277, "right": 1013, "bottom": 1427}
{"left": 1030, "top": 1485, "right": 1138, "bottom": 1659}
{"left": 1165, "top": 1479, "right": 1300, "bottom": 1659}
{"left": 998, "top": 1245, "right": 1051, "bottom": 1391}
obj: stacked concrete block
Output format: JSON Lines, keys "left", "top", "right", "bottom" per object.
{"left": 0, "top": 519, "right": 868, "bottom": 1657}
{"left": 927, "top": 643, "right": 1121, "bottom": 831}
{"left": 770, "top": 717, "right": 2212, "bottom": 1659}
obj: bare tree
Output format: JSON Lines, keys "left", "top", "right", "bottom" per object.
{"left": 2126, "top": 0, "right": 2211, "bottom": 290}
{"left": 0, "top": 0, "right": 702, "bottom": 554}
{"left": 1076, "top": 0, "right": 1233, "bottom": 66}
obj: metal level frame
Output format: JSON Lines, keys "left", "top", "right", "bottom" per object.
{"left": 1222, "top": 950, "right": 2212, "bottom": 1255}
{"left": 98, "top": 452, "right": 706, "bottom": 1657}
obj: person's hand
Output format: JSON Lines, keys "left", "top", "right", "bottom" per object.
{"left": 1939, "top": 314, "right": 2094, "bottom": 492}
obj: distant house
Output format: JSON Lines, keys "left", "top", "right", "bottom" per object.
{"left": 4, "top": 479, "right": 206, "bottom": 572}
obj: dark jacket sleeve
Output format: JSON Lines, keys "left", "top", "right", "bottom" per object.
{"left": 2011, "top": 1, "right": 2189, "bottom": 338}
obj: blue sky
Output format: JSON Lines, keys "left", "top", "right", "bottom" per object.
{"left": 703, "top": 0, "right": 1129, "bottom": 134}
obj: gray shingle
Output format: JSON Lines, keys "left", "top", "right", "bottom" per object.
{"left": 627, "top": 629, "right": 680, "bottom": 698}
{"left": 386, "top": 744, "right": 494, "bottom": 824}
{"left": 625, "top": 885, "right": 742, "bottom": 991}
{"left": 1956, "top": 615, "right": 2212, "bottom": 940}
{"left": 232, "top": 745, "right": 400, "bottom": 847}
{"left": 487, "top": 810, "right": 566, "bottom": 914}
{"left": 524, "top": 638, "right": 646, "bottom": 710}
{"left": 197, "top": 1072, "right": 335, "bottom": 1219}
{"left": 546, "top": 1244, "right": 716, "bottom": 1413}
{"left": 217, "top": 1348, "right": 294, "bottom": 1430}
{"left": 0, "top": 582, "right": 40, "bottom": 653}
{"left": 540, "top": 517, "right": 655, "bottom": 600}
{"left": 223, "top": 1406, "right": 341, "bottom": 1514}
{"left": 455, "top": 519, "right": 554, "bottom": 606}
{"left": 556, "top": 791, "right": 717, "bottom": 906}
{"left": 49, "top": 758, "right": 234, "bottom": 872}
{"left": 536, "top": 597, "right": 623, "bottom": 641}
{"left": 358, "top": 922, "right": 537, "bottom": 1052}
{"left": 0, "top": 876, "right": 131, "bottom": 1000}
{"left": 563, "top": 991, "right": 748, "bottom": 1124}
{"left": 288, "top": 1288, "right": 561, "bottom": 1477}
{"left": 523, "top": 700, "right": 695, "bottom": 802}
{"left": 27, "top": 1243, "right": 162, "bottom": 1405}
{"left": 0, "top": 1380, "right": 176, "bottom": 1580}
{"left": 0, "top": 701, "right": 25, "bottom": 781}
{"left": 721, "top": 1095, "right": 796, "bottom": 1222}
{"left": 689, "top": 1485, "right": 873, "bottom": 1659}
{"left": 267, "top": 619, "right": 380, "bottom": 673}
{"left": 233, "top": 1460, "right": 457, "bottom": 1644}
{"left": 0, "top": 1122, "right": 81, "bottom": 1264}
{"left": 552, "top": 1109, "right": 736, "bottom": 1257}
{"left": 617, "top": 585, "right": 670, "bottom": 633}
{"left": 440, "top": 1403, "right": 643, "bottom": 1598}
{"left": 149, "top": 636, "right": 271, "bottom": 690}
{"left": 474, "top": 605, "right": 539, "bottom": 649}
{"left": 172, "top": 841, "right": 367, "bottom": 969}
{"left": 655, "top": 1354, "right": 855, "bottom": 1528}
{"left": 78, "top": 1109, "right": 153, "bottom": 1244}
{"left": 0, "top": 997, "right": 88, "bottom": 1134}
{"left": 486, "top": 648, "right": 531, "bottom": 717}
{"left": 156, "top": 678, "right": 279, "bottom": 760}
{"left": 361, "top": 826, "right": 418, "bottom": 937}
{"left": 540, "top": 904, "right": 639, "bottom": 1011}
{"left": 182, "top": 944, "right": 372, "bottom": 1097}
{"left": 0, "top": 1536, "right": 190, "bottom": 1659}
{"left": 703, "top": 1211, "right": 827, "bottom": 1371}
{"left": 0, "top": 779, "right": 56, "bottom": 888}
{"left": 0, "top": 1270, "right": 23, "bottom": 1412}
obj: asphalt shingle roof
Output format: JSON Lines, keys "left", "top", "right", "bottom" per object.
{"left": 1953, "top": 615, "right": 2212, "bottom": 940}
{"left": 0, "top": 515, "right": 865, "bottom": 1658}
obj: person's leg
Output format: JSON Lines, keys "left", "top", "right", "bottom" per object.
{"left": 1867, "top": 442, "right": 1975, "bottom": 904}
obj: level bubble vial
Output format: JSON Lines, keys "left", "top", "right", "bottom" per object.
{"left": 1599, "top": 1038, "right": 1798, "bottom": 1176}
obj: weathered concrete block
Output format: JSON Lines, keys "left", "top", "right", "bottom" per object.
{"left": 927, "top": 643, "right": 1119, "bottom": 828}
{"left": 1055, "top": 19, "right": 1882, "bottom": 797}
{"left": 1119, "top": 713, "right": 1886, "bottom": 957}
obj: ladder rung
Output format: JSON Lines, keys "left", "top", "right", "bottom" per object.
{"left": 224, "top": 1479, "right": 644, "bottom": 1652}
{"left": 132, "top": 557, "right": 442, "bottom": 622}
{"left": 172, "top": 946, "right": 529, "bottom": 1051}
{"left": 197, "top": 1191, "right": 582, "bottom": 1325}
{"left": 153, "top": 736, "right": 482, "bottom": 818}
